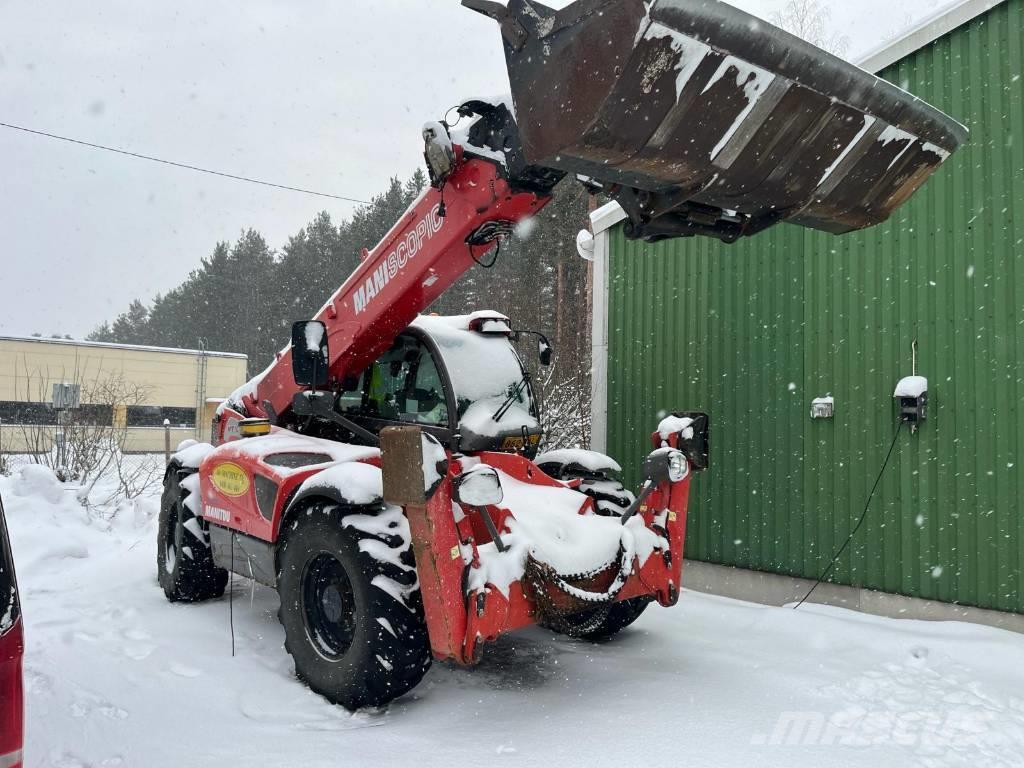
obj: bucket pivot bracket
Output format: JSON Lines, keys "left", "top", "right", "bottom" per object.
{"left": 462, "top": 0, "right": 528, "bottom": 50}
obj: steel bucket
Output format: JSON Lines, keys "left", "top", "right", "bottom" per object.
{"left": 467, "top": 0, "right": 967, "bottom": 241}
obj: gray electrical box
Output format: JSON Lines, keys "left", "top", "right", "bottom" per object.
{"left": 810, "top": 396, "right": 835, "bottom": 419}
{"left": 894, "top": 376, "right": 928, "bottom": 425}
{"left": 51, "top": 382, "right": 81, "bottom": 410}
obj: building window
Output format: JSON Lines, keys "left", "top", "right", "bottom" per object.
{"left": 0, "top": 401, "right": 57, "bottom": 426}
{"left": 125, "top": 406, "right": 196, "bottom": 429}
{"left": 0, "top": 400, "right": 194, "bottom": 429}
{"left": 0, "top": 401, "right": 114, "bottom": 427}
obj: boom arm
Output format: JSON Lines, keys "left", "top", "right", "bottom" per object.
{"left": 235, "top": 113, "right": 555, "bottom": 425}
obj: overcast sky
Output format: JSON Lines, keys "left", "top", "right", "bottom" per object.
{"left": 0, "top": 0, "right": 950, "bottom": 339}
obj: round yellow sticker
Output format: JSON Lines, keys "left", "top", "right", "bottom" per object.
{"left": 211, "top": 462, "right": 250, "bottom": 497}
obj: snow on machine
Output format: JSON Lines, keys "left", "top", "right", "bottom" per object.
{"left": 157, "top": 0, "right": 964, "bottom": 709}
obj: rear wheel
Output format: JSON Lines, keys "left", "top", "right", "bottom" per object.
{"left": 536, "top": 451, "right": 650, "bottom": 639}
{"left": 157, "top": 463, "right": 228, "bottom": 602}
{"left": 276, "top": 500, "right": 431, "bottom": 710}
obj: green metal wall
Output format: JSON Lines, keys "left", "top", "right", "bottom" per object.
{"left": 606, "top": 0, "right": 1024, "bottom": 613}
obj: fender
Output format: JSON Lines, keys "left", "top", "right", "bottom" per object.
{"left": 276, "top": 461, "right": 388, "bottom": 544}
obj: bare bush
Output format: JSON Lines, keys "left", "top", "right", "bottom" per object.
{"left": 771, "top": 0, "right": 850, "bottom": 57}
{"left": 535, "top": 362, "right": 591, "bottom": 452}
{"left": 12, "top": 363, "right": 158, "bottom": 504}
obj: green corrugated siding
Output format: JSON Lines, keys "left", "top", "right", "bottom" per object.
{"left": 606, "top": 0, "right": 1024, "bottom": 613}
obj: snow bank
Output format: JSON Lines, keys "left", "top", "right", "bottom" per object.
{"left": 6, "top": 453, "right": 1024, "bottom": 767}
{"left": 11, "top": 464, "right": 69, "bottom": 504}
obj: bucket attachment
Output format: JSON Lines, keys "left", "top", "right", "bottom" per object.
{"left": 466, "top": 0, "right": 968, "bottom": 242}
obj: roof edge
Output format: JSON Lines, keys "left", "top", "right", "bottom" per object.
{"left": 0, "top": 335, "right": 247, "bottom": 360}
{"left": 857, "top": 0, "right": 1007, "bottom": 74}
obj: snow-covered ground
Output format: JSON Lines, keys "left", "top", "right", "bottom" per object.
{"left": 4, "top": 463, "right": 1024, "bottom": 768}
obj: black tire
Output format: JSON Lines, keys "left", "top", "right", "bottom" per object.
{"left": 276, "top": 500, "right": 431, "bottom": 710}
{"left": 536, "top": 455, "right": 635, "bottom": 517}
{"left": 536, "top": 452, "right": 650, "bottom": 639}
{"left": 550, "top": 597, "right": 653, "bottom": 641}
{"left": 157, "top": 463, "right": 228, "bottom": 602}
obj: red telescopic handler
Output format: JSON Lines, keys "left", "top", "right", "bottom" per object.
{"left": 157, "top": 0, "right": 965, "bottom": 709}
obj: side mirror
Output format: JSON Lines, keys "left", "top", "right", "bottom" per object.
{"left": 291, "top": 321, "right": 329, "bottom": 388}
{"left": 538, "top": 334, "right": 552, "bottom": 367}
{"left": 679, "top": 412, "right": 710, "bottom": 472}
{"left": 452, "top": 466, "right": 504, "bottom": 507}
{"left": 620, "top": 448, "right": 687, "bottom": 525}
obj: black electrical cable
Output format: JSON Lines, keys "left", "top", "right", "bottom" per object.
{"left": 794, "top": 419, "right": 905, "bottom": 609}
{"left": 0, "top": 120, "right": 370, "bottom": 204}
{"left": 229, "top": 534, "right": 236, "bottom": 657}
{"left": 468, "top": 239, "right": 501, "bottom": 268}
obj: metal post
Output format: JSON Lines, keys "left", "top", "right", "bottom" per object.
{"left": 164, "top": 419, "right": 171, "bottom": 466}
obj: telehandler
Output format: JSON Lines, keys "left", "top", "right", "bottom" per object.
{"left": 158, "top": 0, "right": 965, "bottom": 709}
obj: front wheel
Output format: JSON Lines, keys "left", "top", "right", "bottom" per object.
{"left": 276, "top": 501, "right": 430, "bottom": 710}
{"left": 536, "top": 450, "right": 650, "bottom": 639}
{"left": 549, "top": 597, "right": 652, "bottom": 641}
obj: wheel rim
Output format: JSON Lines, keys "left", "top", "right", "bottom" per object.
{"left": 301, "top": 552, "right": 357, "bottom": 660}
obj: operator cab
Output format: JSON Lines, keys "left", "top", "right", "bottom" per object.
{"left": 298, "top": 311, "right": 549, "bottom": 457}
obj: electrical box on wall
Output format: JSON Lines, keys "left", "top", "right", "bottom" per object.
{"left": 810, "top": 396, "right": 834, "bottom": 419}
{"left": 894, "top": 375, "right": 928, "bottom": 426}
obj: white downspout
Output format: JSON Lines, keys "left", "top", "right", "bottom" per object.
{"left": 585, "top": 202, "right": 627, "bottom": 454}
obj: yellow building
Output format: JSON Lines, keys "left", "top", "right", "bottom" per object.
{"left": 0, "top": 336, "right": 247, "bottom": 453}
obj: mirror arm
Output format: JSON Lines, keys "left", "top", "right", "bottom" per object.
{"left": 619, "top": 480, "right": 655, "bottom": 526}
{"left": 293, "top": 392, "right": 380, "bottom": 447}
{"left": 475, "top": 505, "right": 508, "bottom": 552}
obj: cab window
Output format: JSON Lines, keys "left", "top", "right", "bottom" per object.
{"left": 342, "top": 336, "right": 449, "bottom": 427}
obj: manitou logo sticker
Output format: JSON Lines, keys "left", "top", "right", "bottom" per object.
{"left": 353, "top": 204, "right": 444, "bottom": 315}
{"left": 203, "top": 505, "right": 231, "bottom": 523}
{"left": 211, "top": 463, "right": 250, "bottom": 497}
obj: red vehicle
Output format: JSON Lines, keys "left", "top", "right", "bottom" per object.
{"left": 157, "top": 0, "right": 963, "bottom": 709}
{"left": 0, "top": 493, "right": 23, "bottom": 768}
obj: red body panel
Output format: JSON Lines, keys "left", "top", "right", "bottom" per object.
{"left": 196, "top": 429, "right": 379, "bottom": 542}
{"left": 195, "top": 428, "right": 693, "bottom": 664}
{"left": 241, "top": 150, "right": 551, "bottom": 422}
{"left": 406, "top": 451, "right": 691, "bottom": 664}
{"left": 0, "top": 618, "right": 23, "bottom": 768}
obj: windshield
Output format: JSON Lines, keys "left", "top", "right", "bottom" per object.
{"left": 412, "top": 314, "right": 537, "bottom": 437}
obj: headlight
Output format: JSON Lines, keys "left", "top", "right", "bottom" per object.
{"left": 668, "top": 450, "right": 688, "bottom": 483}
{"left": 643, "top": 448, "right": 689, "bottom": 485}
